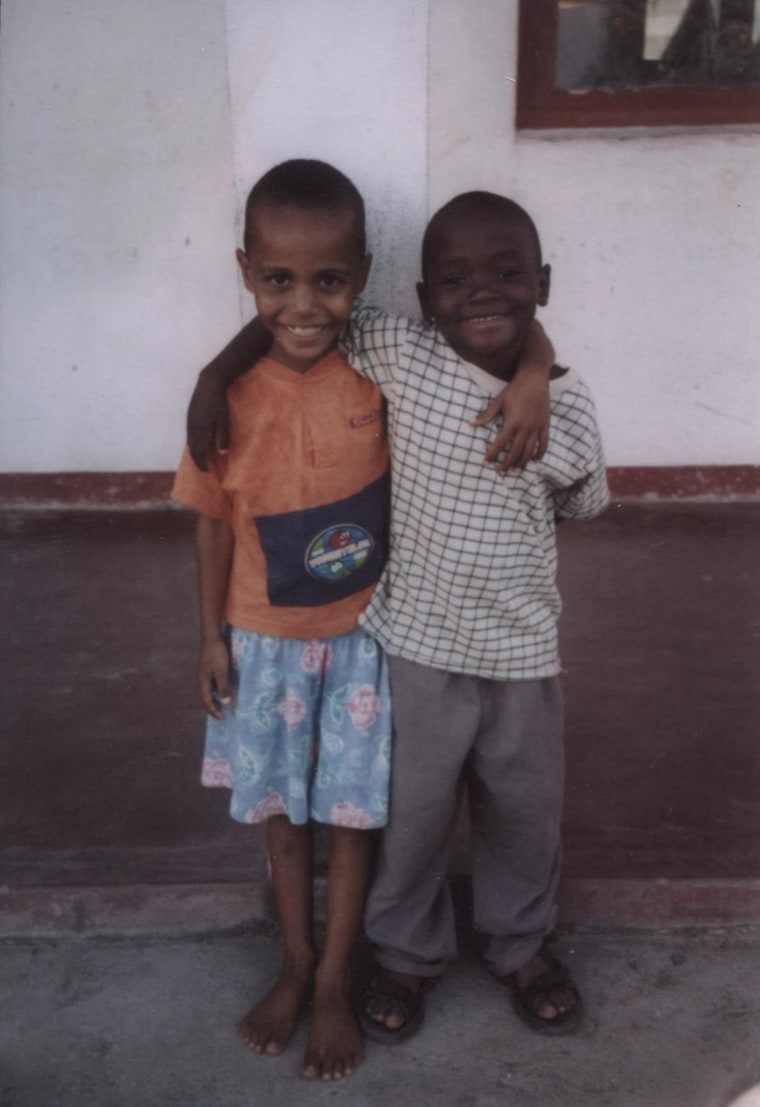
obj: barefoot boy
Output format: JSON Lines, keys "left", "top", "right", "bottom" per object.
{"left": 174, "top": 161, "right": 391, "bottom": 1081}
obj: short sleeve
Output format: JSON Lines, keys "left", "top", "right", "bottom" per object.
{"left": 171, "top": 446, "right": 232, "bottom": 524}
{"left": 540, "top": 376, "right": 610, "bottom": 521}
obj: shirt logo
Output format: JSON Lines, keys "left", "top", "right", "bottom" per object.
{"left": 349, "top": 411, "right": 380, "bottom": 429}
{"left": 305, "top": 525, "right": 375, "bottom": 582}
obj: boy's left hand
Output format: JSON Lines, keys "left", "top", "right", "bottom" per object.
{"left": 473, "top": 384, "right": 550, "bottom": 473}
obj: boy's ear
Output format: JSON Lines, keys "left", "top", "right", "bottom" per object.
{"left": 537, "top": 264, "right": 551, "bottom": 307}
{"left": 416, "top": 281, "right": 434, "bottom": 323}
{"left": 357, "top": 253, "right": 372, "bottom": 295}
{"left": 236, "top": 248, "right": 255, "bottom": 294}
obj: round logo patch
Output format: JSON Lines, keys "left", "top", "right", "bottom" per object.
{"left": 305, "top": 524, "right": 374, "bottom": 582}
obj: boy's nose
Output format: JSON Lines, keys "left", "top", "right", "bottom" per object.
{"left": 468, "top": 278, "right": 499, "bottom": 301}
{"left": 292, "top": 283, "right": 316, "bottom": 314}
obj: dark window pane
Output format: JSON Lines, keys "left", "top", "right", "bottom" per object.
{"left": 556, "top": 0, "right": 760, "bottom": 90}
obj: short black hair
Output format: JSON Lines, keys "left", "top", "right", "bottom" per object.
{"left": 421, "top": 191, "right": 543, "bottom": 278}
{"left": 243, "top": 159, "right": 366, "bottom": 256}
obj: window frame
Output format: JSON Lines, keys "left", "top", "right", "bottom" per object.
{"left": 517, "top": 0, "right": 760, "bottom": 129}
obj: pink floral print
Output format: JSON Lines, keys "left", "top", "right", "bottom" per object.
{"left": 201, "top": 758, "right": 233, "bottom": 788}
{"left": 330, "top": 802, "right": 372, "bottom": 828}
{"left": 300, "top": 640, "right": 333, "bottom": 675}
{"left": 278, "top": 692, "right": 307, "bottom": 730}
{"left": 245, "top": 792, "right": 287, "bottom": 823}
{"left": 347, "top": 685, "right": 381, "bottom": 731}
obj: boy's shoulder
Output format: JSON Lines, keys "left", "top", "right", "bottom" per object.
{"left": 548, "top": 366, "right": 598, "bottom": 410}
{"left": 344, "top": 301, "right": 434, "bottom": 345}
{"left": 544, "top": 368, "right": 604, "bottom": 458}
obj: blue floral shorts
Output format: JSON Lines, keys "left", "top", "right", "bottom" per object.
{"left": 201, "top": 626, "right": 392, "bottom": 828}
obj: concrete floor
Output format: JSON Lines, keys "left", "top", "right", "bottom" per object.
{"left": 2, "top": 502, "right": 758, "bottom": 897}
{"left": 2, "top": 925, "right": 760, "bottom": 1107}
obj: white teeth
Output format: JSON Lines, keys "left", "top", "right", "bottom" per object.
{"left": 286, "top": 325, "right": 324, "bottom": 336}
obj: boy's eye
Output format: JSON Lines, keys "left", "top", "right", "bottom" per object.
{"left": 268, "top": 273, "right": 290, "bottom": 288}
{"left": 318, "top": 274, "right": 345, "bottom": 290}
{"left": 499, "top": 268, "right": 526, "bottom": 281}
{"left": 440, "top": 274, "right": 464, "bottom": 286}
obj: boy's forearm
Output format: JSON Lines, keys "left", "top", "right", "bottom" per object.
{"left": 516, "top": 319, "right": 554, "bottom": 379}
{"left": 187, "top": 318, "right": 271, "bottom": 470}
{"left": 477, "top": 319, "right": 554, "bottom": 470}
{"left": 200, "top": 317, "right": 271, "bottom": 387}
{"left": 196, "top": 515, "right": 234, "bottom": 642}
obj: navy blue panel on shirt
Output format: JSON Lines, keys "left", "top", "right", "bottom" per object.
{"left": 254, "top": 473, "right": 390, "bottom": 608}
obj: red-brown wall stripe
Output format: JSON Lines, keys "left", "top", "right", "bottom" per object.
{"left": 0, "top": 467, "right": 758, "bottom": 507}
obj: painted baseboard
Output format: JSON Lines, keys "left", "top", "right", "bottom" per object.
{"left": 2, "top": 876, "right": 759, "bottom": 937}
{"left": 0, "top": 466, "right": 758, "bottom": 507}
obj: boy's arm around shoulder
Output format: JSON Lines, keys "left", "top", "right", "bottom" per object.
{"left": 344, "top": 308, "right": 554, "bottom": 472}
{"left": 473, "top": 321, "right": 554, "bottom": 472}
{"left": 546, "top": 373, "right": 610, "bottom": 521}
{"left": 186, "top": 318, "right": 272, "bottom": 471}
{"left": 339, "top": 300, "right": 414, "bottom": 397}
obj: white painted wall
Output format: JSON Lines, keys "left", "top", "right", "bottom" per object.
{"left": 0, "top": 0, "right": 240, "bottom": 472}
{"left": 0, "top": 0, "right": 427, "bottom": 473}
{"left": 223, "top": 0, "right": 427, "bottom": 325}
{"left": 513, "top": 131, "right": 760, "bottom": 465}
{"left": 428, "top": 0, "right": 760, "bottom": 467}
{"left": 1, "top": 0, "right": 758, "bottom": 472}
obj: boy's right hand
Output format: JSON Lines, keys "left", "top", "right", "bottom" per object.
{"left": 187, "top": 368, "right": 231, "bottom": 472}
{"left": 197, "top": 638, "right": 233, "bottom": 720}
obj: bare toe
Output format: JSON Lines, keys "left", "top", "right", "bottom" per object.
{"left": 302, "top": 981, "right": 363, "bottom": 1080}
{"left": 509, "top": 945, "right": 581, "bottom": 1034}
{"left": 359, "top": 969, "right": 427, "bottom": 1042}
{"left": 241, "top": 965, "right": 314, "bottom": 1056}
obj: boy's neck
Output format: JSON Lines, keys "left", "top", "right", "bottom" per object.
{"left": 488, "top": 361, "right": 518, "bottom": 383}
{"left": 466, "top": 353, "right": 519, "bottom": 382}
{"left": 466, "top": 353, "right": 564, "bottom": 383}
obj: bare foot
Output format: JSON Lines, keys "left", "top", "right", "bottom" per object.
{"left": 302, "top": 978, "right": 364, "bottom": 1081}
{"left": 241, "top": 962, "right": 314, "bottom": 1056}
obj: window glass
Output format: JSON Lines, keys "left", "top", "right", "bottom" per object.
{"left": 556, "top": 0, "right": 760, "bottom": 91}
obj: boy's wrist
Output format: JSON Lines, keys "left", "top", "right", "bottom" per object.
{"left": 515, "top": 358, "right": 551, "bottom": 378}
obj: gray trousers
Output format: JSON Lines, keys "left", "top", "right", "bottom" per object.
{"left": 364, "top": 655, "right": 564, "bottom": 979}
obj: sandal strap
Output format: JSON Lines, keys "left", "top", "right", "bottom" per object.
{"left": 515, "top": 948, "right": 578, "bottom": 1016}
{"left": 363, "top": 972, "right": 420, "bottom": 1021}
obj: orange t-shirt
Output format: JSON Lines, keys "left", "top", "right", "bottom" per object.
{"left": 172, "top": 350, "right": 389, "bottom": 639}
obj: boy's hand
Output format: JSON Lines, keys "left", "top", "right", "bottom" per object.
{"left": 472, "top": 317, "right": 553, "bottom": 472}
{"left": 187, "top": 369, "right": 231, "bottom": 472}
{"left": 473, "top": 382, "right": 550, "bottom": 473}
{"left": 197, "top": 637, "right": 233, "bottom": 720}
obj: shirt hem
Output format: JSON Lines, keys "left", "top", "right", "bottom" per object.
{"left": 225, "top": 608, "right": 363, "bottom": 641}
{"left": 371, "top": 637, "right": 561, "bottom": 681}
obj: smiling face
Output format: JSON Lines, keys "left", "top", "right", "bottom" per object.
{"left": 236, "top": 201, "right": 371, "bottom": 374}
{"left": 417, "top": 202, "right": 550, "bottom": 380}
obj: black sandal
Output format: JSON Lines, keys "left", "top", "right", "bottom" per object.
{"left": 508, "top": 944, "right": 582, "bottom": 1035}
{"left": 358, "top": 970, "right": 428, "bottom": 1045}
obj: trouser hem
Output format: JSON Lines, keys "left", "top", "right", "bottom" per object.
{"left": 374, "top": 948, "right": 449, "bottom": 979}
{"left": 479, "top": 933, "right": 549, "bottom": 978}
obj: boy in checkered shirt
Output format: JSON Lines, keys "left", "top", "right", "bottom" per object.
{"left": 187, "top": 190, "right": 608, "bottom": 1043}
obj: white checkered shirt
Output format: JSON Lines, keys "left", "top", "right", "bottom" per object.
{"left": 340, "top": 304, "right": 609, "bottom": 679}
